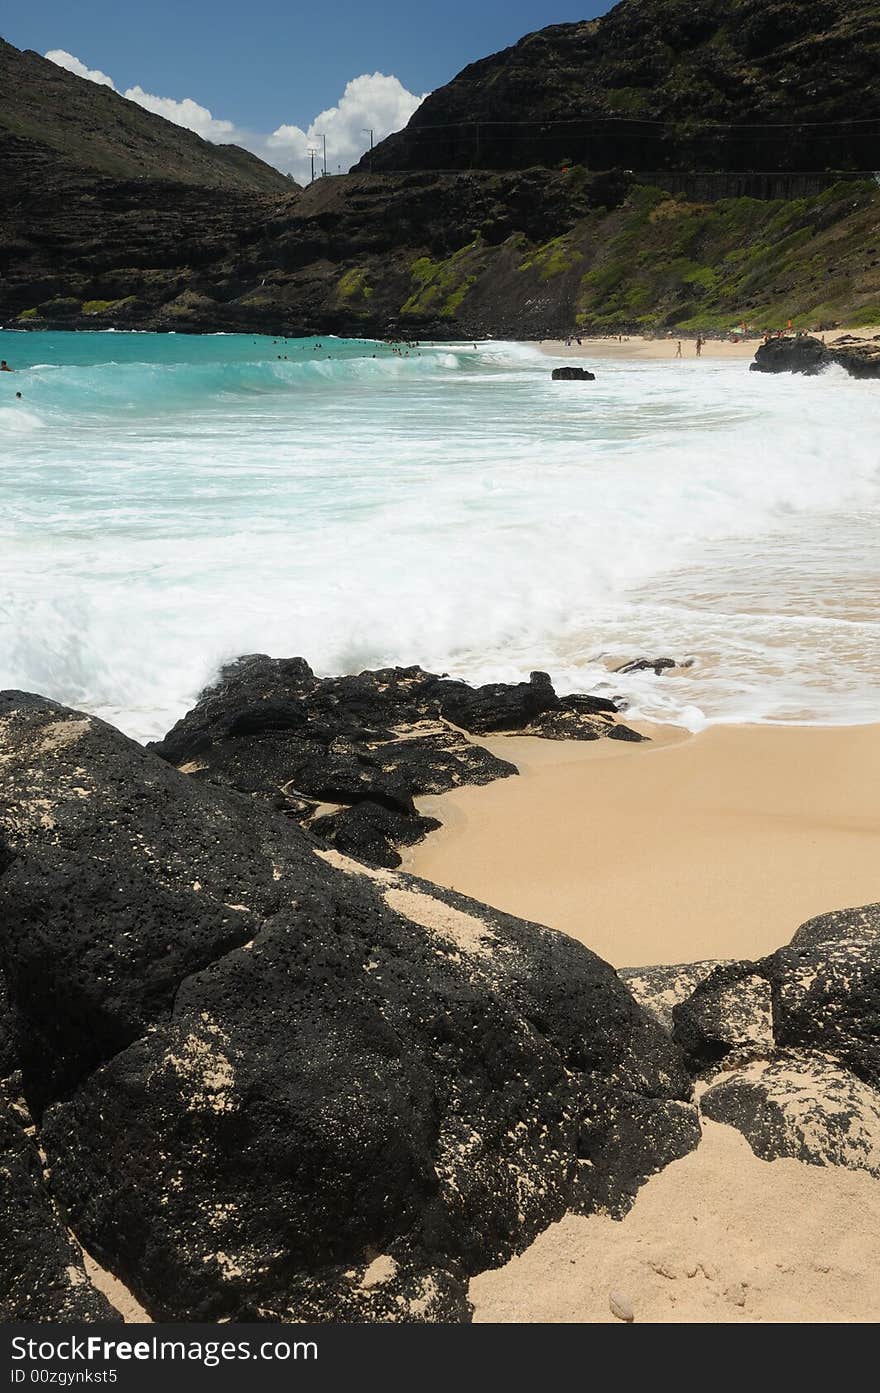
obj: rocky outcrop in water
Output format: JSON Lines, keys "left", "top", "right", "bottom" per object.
{"left": 614, "top": 656, "right": 686, "bottom": 676}
{"left": 831, "top": 338, "right": 880, "bottom": 379}
{"left": 751, "top": 334, "right": 880, "bottom": 378}
{"left": 149, "top": 656, "right": 642, "bottom": 868}
{"left": 750, "top": 335, "right": 833, "bottom": 375}
{"left": 552, "top": 366, "right": 596, "bottom": 381}
{"left": 0, "top": 689, "right": 698, "bottom": 1321}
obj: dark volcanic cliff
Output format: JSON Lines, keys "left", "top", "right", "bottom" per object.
{"left": 2, "top": 7, "right": 880, "bottom": 339}
{"left": 358, "top": 0, "right": 880, "bottom": 175}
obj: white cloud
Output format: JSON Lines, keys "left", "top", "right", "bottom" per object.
{"left": 44, "top": 50, "right": 426, "bottom": 182}
{"left": 122, "top": 86, "right": 237, "bottom": 142}
{"left": 266, "top": 73, "right": 427, "bottom": 182}
{"left": 45, "top": 49, "right": 116, "bottom": 89}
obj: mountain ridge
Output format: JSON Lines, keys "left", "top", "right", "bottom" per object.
{"left": 358, "top": 0, "right": 880, "bottom": 175}
{"left": 0, "top": 38, "right": 291, "bottom": 192}
{"left": 2, "top": 8, "right": 879, "bottom": 339}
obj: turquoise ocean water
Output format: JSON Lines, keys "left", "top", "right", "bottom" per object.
{"left": 2, "top": 329, "right": 879, "bottom": 741}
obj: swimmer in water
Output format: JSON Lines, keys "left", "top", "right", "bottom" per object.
{"left": 0, "top": 360, "right": 13, "bottom": 372}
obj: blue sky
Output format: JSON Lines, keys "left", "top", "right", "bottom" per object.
{"left": 4, "top": 2, "right": 611, "bottom": 131}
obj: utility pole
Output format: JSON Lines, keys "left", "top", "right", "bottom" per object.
{"left": 314, "top": 132, "right": 327, "bottom": 176}
{"left": 362, "top": 127, "right": 374, "bottom": 173}
{"left": 308, "top": 147, "right": 319, "bottom": 183}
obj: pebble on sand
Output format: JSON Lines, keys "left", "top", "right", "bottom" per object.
{"left": 609, "top": 1290, "right": 635, "bottom": 1323}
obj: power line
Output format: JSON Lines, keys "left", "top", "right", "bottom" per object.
{"left": 397, "top": 113, "right": 880, "bottom": 132}
{"left": 389, "top": 129, "right": 880, "bottom": 145}
{"left": 352, "top": 166, "right": 878, "bottom": 178}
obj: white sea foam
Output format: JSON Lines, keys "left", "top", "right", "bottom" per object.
{"left": 0, "top": 405, "right": 43, "bottom": 432}
{"left": 1, "top": 332, "right": 878, "bottom": 740}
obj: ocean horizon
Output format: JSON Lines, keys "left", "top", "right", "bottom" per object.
{"left": 3, "top": 327, "right": 879, "bottom": 742}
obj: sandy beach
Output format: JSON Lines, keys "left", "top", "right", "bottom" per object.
{"left": 408, "top": 720, "right": 880, "bottom": 1325}
{"left": 406, "top": 722, "right": 880, "bottom": 968}
{"left": 471, "top": 1120, "right": 880, "bottom": 1323}
{"left": 534, "top": 327, "right": 880, "bottom": 363}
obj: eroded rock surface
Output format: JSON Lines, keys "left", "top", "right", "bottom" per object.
{"left": 751, "top": 334, "right": 880, "bottom": 378}
{"left": 619, "top": 960, "right": 730, "bottom": 1034}
{"left": 0, "top": 1090, "right": 119, "bottom": 1322}
{"left": 663, "top": 903, "right": 880, "bottom": 1182}
{"left": 0, "top": 689, "right": 696, "bottom": 1322}
{"left": 0, "top": 690, "right": 327, "bottom": 1109}
{"left": 149, "top": 657, "right": 640, "bottom": 867}
{"left": 673, "top": 964, "right": 774, "bottom": 1069}
{"left": 700, "top": 1050, "right": 880, "bottom": 1177}
{"left": 6, "top": 681, "right": 879, "bottom": 1323}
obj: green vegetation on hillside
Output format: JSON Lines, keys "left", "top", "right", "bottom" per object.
{"left": 82, "top": 297, "right": 135, "bottom": 315}
{"left": 518, "top": 235, "right": 583, "bottom": 281}
{"left": 383, "top": 178, "right": 879, "bottom": 336}
{"left": 568, "top": 180, "right": 880, "bottom": 331}
{"left": 401, "top": 242, "right": 486, "bottom": 317}
{"left": 335, "top": 268, "right": 374, "bottom": 308}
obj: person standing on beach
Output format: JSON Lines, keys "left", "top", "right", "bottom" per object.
{"left": 696, "top": 336, "right": 703, "bottom": 357}
{"left": 675, "top": 341, "right": 682, "bottom": 358}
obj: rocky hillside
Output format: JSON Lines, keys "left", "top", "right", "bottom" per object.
{"left": 360, "top": 0, "right": 880, "bottom": 174}
{"left": 0, "top": 39, "right": 290, "bottom": 191}
{"left": 4, "top": 166, "right": 878, "bottom": 338}
{"left": 2, "top": 12, "right": 880, "bottom": 339}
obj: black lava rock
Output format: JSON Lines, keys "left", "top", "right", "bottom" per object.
{"left": 1, "top": 689, "right": 698, "bottom": 1322}
{"left": 833, "top": 341, "right": 880, "bottom": 378}
{"left": 620, "top": 960, "right": 732, "bottom": 1034}
{"left": 663, "top": 903, "right": 880, "bottom": 1181}
{"left": 0, "top": 1090, "right": 120, "bottom": 1322}
{"left": 551, "top": 366, "right": 596, "bottom": 381}
{"left": 431, "top": 670, "right": 559, "bottom": 733}
{"left": 751, "top": 335, "right": 880, "bottom": 379}
{"left": 149, "top": 658, "right": 639, "bottom": 869}
{"left": 750, "top": 336, "right": 831, "bottom": 375}
{"left": 0, "top": 690, "right": 332, "bottom": 1111}
{"left": 310, "top": 801, "right": 441, "bottom": 869}
{"left": 760, "top": 902, "right": 880, "bottom": 1089}
{"left": 560, "top": 692, "right": 621, "bottom": 716}
{"left": 614, "top": 657, "right": 678, "bottom": 675}
{"left": 606, "top": 723, "right": 648, "bottom": 742}
{"left": 700, "top": 1049, "right": 880, "bottom": 1177}
{"left": 672, "top": 962, "right": 773, "bottom": 1070}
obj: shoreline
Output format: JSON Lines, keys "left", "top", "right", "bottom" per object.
{"left": 534, "top": 325, "right": 880, "bottom": 363}
{"left": 405, "top": 720, "right": 880, "bottom": 968}
{"left": 535, "top": 335, "right": 758, "bottom": 363}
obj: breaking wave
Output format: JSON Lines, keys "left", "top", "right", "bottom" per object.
{"left": 2, "top": 330, "right": 879, "bottom": 740}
